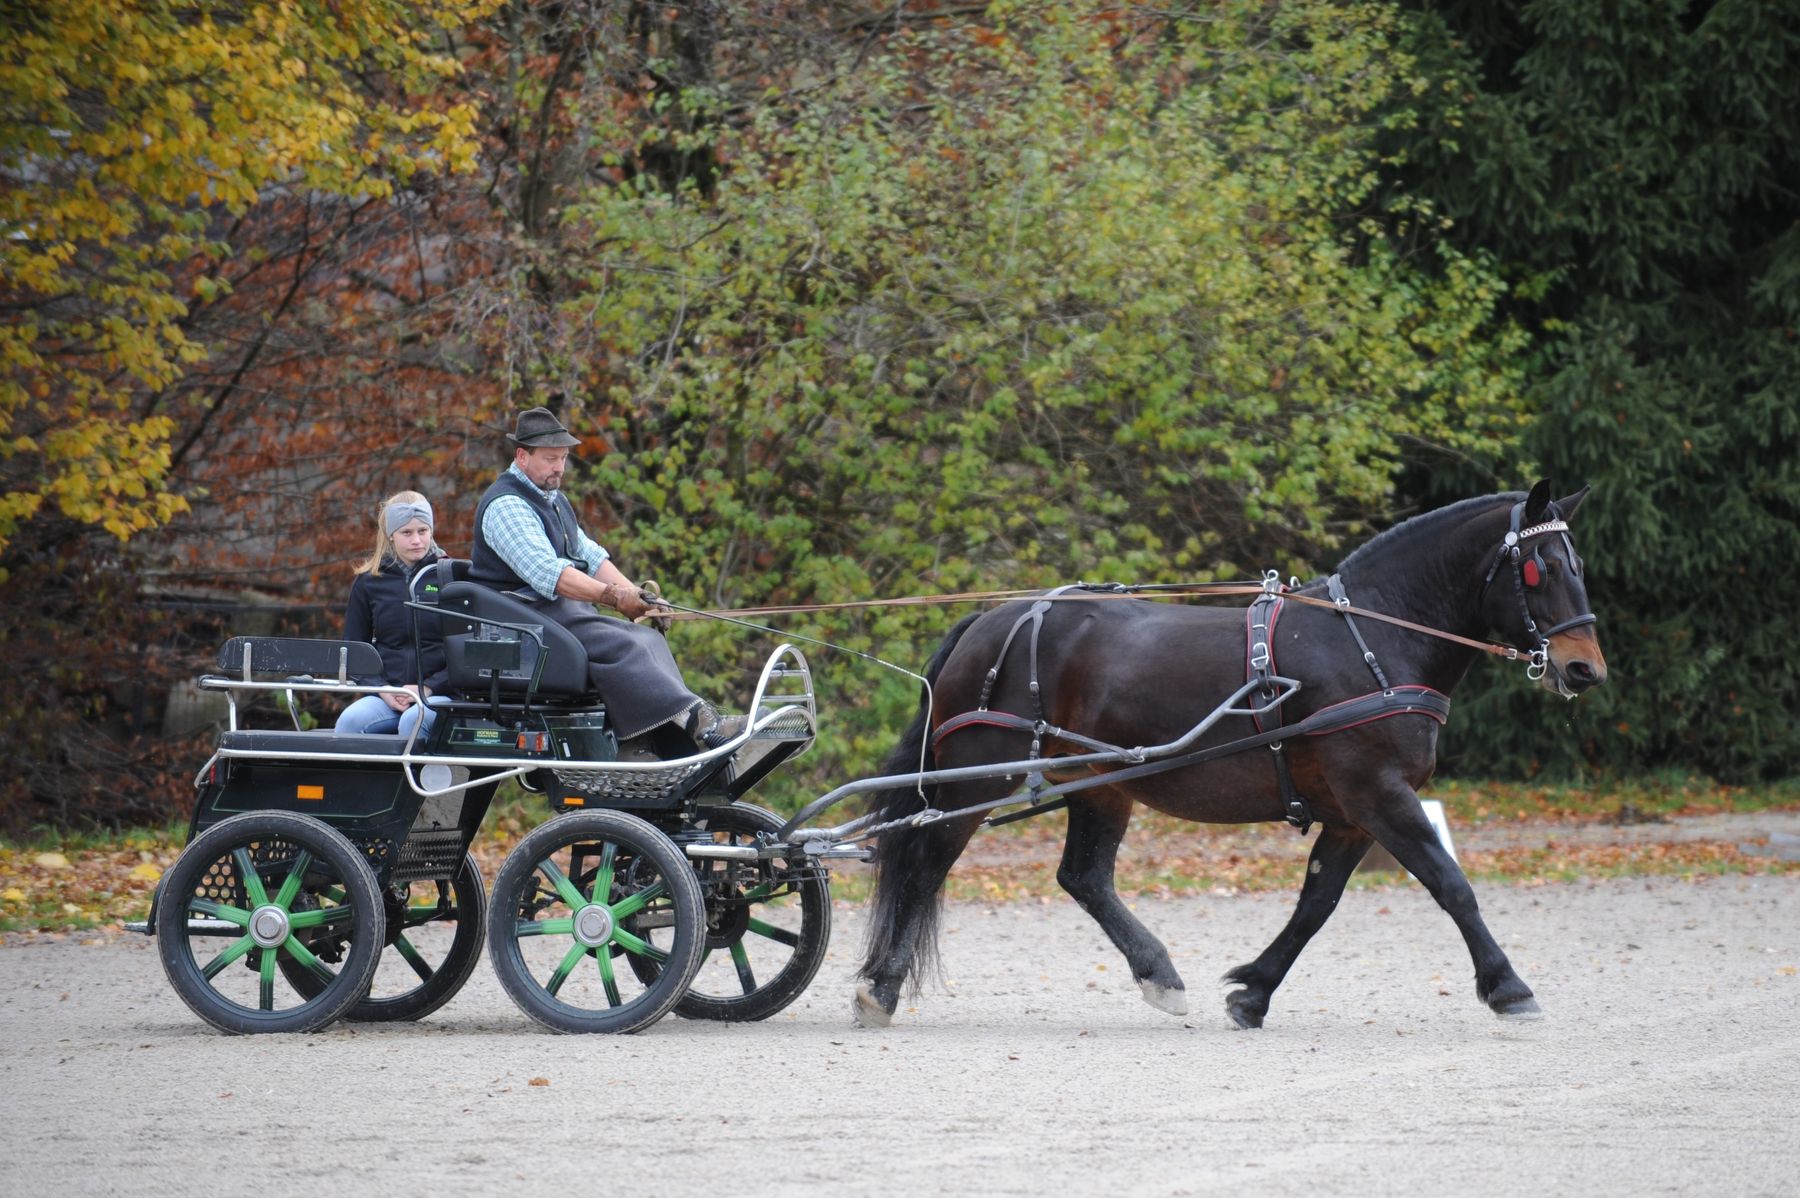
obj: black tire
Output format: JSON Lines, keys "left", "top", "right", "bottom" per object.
{"left": 630, "top": 803, "right": 832, "bottom": 1022}
{"left": 486, "top": 810, "right": 705, "bottom": 1033}
{"left": 279, "top": 852, "right": 486, "bottom": 1023}
{"left": 155, "top": 811, "right": 382, "bottom": 1034}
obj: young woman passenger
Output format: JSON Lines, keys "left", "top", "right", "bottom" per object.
{"left": 334, "top": 490, "right": 448, "bottom": 739}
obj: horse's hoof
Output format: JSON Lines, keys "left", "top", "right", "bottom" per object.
{"left": 1494, "top": 995, "right": 1544, "bottom": 1021}
{"left": 1139, "top": 980, "right": 1188, "bottom": 1016}
{"left": 1224, "top": 992, "right": 1265, "bottom": 1030}
{"left": 852, "top": 984, "right": 893, "bottom": 1029}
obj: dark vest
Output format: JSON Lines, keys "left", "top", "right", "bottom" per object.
{"left": 469, "top": 469, "right": 585, "bottom": 592}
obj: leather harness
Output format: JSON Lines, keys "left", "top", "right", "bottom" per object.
{"left": 929, "top": 498, "right": 1596, "bottom": 836}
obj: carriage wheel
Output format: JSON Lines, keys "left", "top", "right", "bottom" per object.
{"left": 154, "top": 811, "right": 382, "bottom": 1034}
{"left": 279, "top": 852, "right": 486, "bottom": 1023}
{"left": 628, "top": 803, "right": 832, "bottom": 1022}
{"left": 486, "top": 810, "right": 705, "bottom": 1034}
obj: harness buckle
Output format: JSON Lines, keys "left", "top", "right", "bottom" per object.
{"left": 1250, "top": 642, "right": 1270, "bottom": 670}
{"left": 1261, "top": 569, "right": 1283, "bottom": 596}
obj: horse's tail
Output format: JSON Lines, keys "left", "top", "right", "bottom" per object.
{"left": 857, "top": 611, "right": 982, "bottom": 990}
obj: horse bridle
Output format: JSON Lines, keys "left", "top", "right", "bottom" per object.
{"left": 1479, "top": 500, "right": 1598, "bottom": 680}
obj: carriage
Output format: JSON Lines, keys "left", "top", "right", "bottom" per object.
{"left": 140, "top": 483, "right": 1606, "bottom": 1035}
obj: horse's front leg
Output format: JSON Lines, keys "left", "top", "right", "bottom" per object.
{"left": 1221, "top": 822, "right": 1372, "bottom": 1029}
{"left": 1058, "top": 794, "right": 1187, "bottom": 1015}
{"left": 1360, "top": 783, "right": 1540, "bottom": 1019}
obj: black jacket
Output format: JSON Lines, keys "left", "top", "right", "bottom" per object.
{"left": 342, "top": 549, "right": 448, "bottom": 691}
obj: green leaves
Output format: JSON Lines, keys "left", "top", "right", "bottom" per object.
{"left": 555, "top": 1, "right": 1525, "bottom": 803}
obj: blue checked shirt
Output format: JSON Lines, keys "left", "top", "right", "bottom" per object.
{"left": 481, "top": 464, "right": 610, "bottom": 600}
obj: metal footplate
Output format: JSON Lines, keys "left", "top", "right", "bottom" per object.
{"left": 552, "top": 758, "right": 709, "bottom": 806}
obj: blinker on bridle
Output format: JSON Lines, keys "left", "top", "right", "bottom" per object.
{"left": 1480, "top": 500, "right": 1599, "bottom": 679}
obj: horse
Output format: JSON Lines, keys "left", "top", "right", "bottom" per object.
{"left": 853, "top": 481, "right": 1607, "bottom": 1028}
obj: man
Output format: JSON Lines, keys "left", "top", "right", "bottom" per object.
{"left": 469, "top": 406, "right": 742, "bottom": 755}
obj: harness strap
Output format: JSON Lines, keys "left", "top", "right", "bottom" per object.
{"left": 1328, "top": 574, "right": 1392, "bottom": 692}
{"left": 911, "top": 687, "right": 1451, "bottom": 838}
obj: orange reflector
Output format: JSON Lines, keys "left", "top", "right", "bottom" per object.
{"left": 296, "top": 785, "right": 325, "bottom": 800}
{"left": 564, "top": 797, "right": 586, "bottom": 807}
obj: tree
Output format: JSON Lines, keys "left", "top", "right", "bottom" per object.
{"left": 0, "top": 0, "right": 495, "bottom": 831}
{"left": 557, "top": 0, "right": 1529, "bottom": 800}
{"left": 1390, "top": 0, "right": 1800, "bottom": 781}
{"left": 0, "top": 0, "right": 492, "bottom": 567}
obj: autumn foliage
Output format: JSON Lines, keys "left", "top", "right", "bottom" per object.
{"left": 2, "top": 2, "right": 1792, "bottom": 834}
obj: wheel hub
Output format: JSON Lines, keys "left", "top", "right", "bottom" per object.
{"left": 249, "top": 904, "right": 291, "bottom": 948}
{"left": 572, "top": 903, "right": 615, "bottom": 948}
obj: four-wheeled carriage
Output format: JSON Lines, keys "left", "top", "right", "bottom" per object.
{"left": 144, "top": 571, "right": 825, "bottom": 1034}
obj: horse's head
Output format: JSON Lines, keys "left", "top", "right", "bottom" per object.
{"left": 1479, "top": 480, "right": 1608, "bottom": 698}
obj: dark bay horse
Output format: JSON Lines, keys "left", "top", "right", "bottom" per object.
{"left": 855, "top": 482, "right": 1607, "bottom": 1028}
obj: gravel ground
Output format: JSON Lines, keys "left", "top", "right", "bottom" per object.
{"left": 2, "top": 847, "right": 1796, "bottom": 1197}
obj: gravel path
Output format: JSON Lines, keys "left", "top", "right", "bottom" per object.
{"left": 2, "top": 861, "right": 1796, "bottom": 1196}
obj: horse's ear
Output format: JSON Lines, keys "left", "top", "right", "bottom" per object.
{"left": 1524, "top": 479, "right": 1553, "bottom": 522}
{"left": 1555, "top": 484, "right": 1591, "bottom": 520}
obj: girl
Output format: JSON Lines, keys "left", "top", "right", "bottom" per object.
{"left": 334, "top": 490, "right": 448, "bottom": 738}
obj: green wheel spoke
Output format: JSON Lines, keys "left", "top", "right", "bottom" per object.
{"left": 515, "top": 917, "right": 572, "bottom": 938}
{"left": 201, "top": 933, "right": 257, "bottom": 981}
{"left": 233, "top": 848, "right": 269, "bottom": 907}
{"left": 287, "top": 905, "right": 356, "bottom": 930}
{"left": 258, "top": 947, "right": 276, "bottom": 1010}
{"left": 746, "top": 917, "right": 799, "bottom": 948}
{"left": 187, "top": 898, "right": 251, "bottom": 928}
{"left": 596, "top": 946, "right": 622, "bottom": 1007}
{"left": 280, "top": 935, "right": 337, "bottom": 986}
{"left": 609, "top": 927, "right": 666, "bottom": 962}
{"left": 394, "top": 935, "right": 434, "bottom": 983}
{"left": 403, "top": 903, "right": 449, "bottom": 928}
{"left": 608, "top": 879, "right": 667, "bottom": 922}
{"left": 535, "top": 859, "right": 589, "bottom": 910}
{"left": 729, "top": 940, "right": 757, "bottom": 995}
{"left": 545, "top": 941, "right": 588, "bottom": 997}
{"left": 590, "top": 841, "right": 617, "bottom": 904}
{"left": 271, "top": 850, "right": 314, "bottom": 909}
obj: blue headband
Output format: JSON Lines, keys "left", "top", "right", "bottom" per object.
{"left": 384, "top": 500, "right": 434, "bottom": 535}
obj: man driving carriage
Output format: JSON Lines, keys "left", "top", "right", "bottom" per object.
{"left": 469, "top": 405, "right": 743, "bottom": 757}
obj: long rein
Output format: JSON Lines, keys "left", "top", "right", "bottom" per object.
{"left": 651, "top": 581, "right": 1539, "bottom": 667}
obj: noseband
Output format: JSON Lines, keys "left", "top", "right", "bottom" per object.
{"left": 1479, "top": 501, "right": 1598, "bottom": 678}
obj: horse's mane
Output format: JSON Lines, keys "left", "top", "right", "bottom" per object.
{"left": 1335, "top": 491, "right": 1519, "bottom": 575}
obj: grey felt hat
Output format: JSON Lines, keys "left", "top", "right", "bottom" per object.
{"left": 506, "top": 407, "right": 581, "bottom": 448}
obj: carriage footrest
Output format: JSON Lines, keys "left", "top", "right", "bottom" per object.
{"left": 551, "top": 759, "right": 706, "bottom": 806}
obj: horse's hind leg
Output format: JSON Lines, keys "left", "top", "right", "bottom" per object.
{"left": 1361, "top": 784, "right": 1540, "bottom": 1019}
{"left": 1221, "top": 823, "right": 1373, "bottom": 1029}
{"left": 854, "top": 808, "right": 986, "bottom": 1028}
{"left": 1058, "top": 795, "right": 1187, "bottom": 1016}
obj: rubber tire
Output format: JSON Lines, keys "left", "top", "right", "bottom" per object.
{"left": 632, "top": 802, "right": 832, "bottom": 1022}
{"left": 156, "top": 811, "right": 382, "bottom": 1034}
{"left": 280, "top": 852, "right": 487, "bottom": 1023}
{"left": 487, "top": 810, "right": 705, "bottom": 1034}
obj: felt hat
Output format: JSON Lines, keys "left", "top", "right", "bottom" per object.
{"left": 506, "top": 407, "right": 581, "bottom": 448}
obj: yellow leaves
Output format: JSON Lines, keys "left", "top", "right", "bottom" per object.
{"left": 0, "top": 842, "right": 177, "bottom": 933}
{"left": 2, "top": 0, "right": 501, "bottom": 556}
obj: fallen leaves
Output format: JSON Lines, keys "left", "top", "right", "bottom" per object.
{"left": 0, "top": 843, "right": 179, "bottom": 935}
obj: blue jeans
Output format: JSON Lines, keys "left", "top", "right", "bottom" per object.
{"left": 334, "top": 694, "right": 438, "bottom": 739}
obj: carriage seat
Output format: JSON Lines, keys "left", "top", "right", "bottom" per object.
{"left": 431, "top": 564, "right": 596, "bottom": 703}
